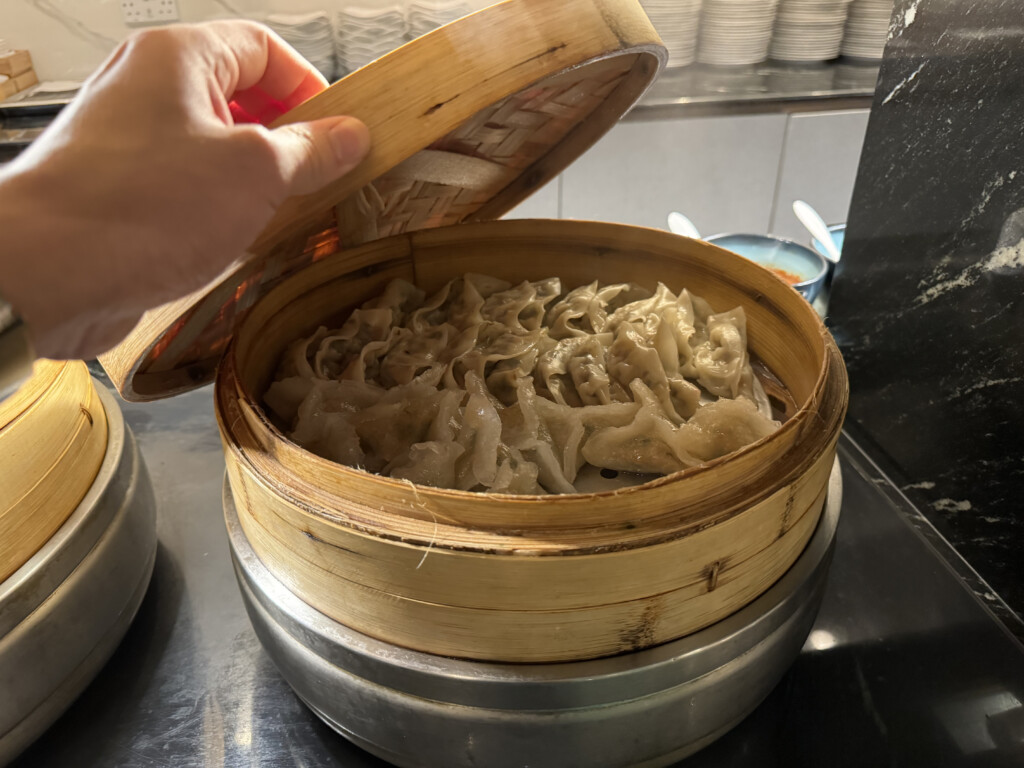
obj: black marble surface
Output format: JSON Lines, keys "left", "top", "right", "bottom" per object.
{"left": 829, "top": 0, "right": 1024, "bottom": 631}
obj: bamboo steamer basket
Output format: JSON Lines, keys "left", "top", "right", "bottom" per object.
{"left": 0, "top": 384, "right": 156, "bottom": 766}
{"left": 0, "top": 360, "right": 108, "bottom": 584}
{"left": 216, "top": 219, "right": 846, "bottom": 663}
{"left": 226, "top": 462, "right": 842, "bottom": 768}
{"left": 98, "top": 0, "right": 848, "bottom": 665}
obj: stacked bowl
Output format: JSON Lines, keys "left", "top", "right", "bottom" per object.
{"left": 841, "top": 0, "right": 891, "bottom": 59}
{"left": 333, "top": 5, "right": 408, "bottom": 76}
{"left": 698, "top": 0, "right": 780, "bottom": 66}
{"left": 406, "top": 0, "right": 474, "bottom": 41}
{"left": 640, "top": 0, "right": 703, "bottom": 68}
{"left": 769, "top": 0, "right": 852, "bottom": 62}
{"left": 265, "top": 12, "right": 336, "bottom": 82}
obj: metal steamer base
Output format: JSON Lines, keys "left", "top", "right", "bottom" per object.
{"left": 0, "top": 386, "right": 157, "bottom": 766}
{"left": 225, "top": 460, "right": 842, "bottom": 768}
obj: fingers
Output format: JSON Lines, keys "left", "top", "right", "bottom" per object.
{"left": 201, "top": 20, "right": 329, "bottom": 108}
{"left": 231, "top": 68, "right": 323, "bottom": 125}
{"left": 259, "top": 116, "right": 371, "bottom": 197}
{"left": 230, "top": 89, "right": 290, "bottom": 125}
{"left": 93, "top": 22, "right": 329, "bottom": 130}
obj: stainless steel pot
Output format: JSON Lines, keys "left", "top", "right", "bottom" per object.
{"left": 0, "top": 385, "right": 157, "bottom": 766}
{"left": 226, "top": 459, "right": 841, "bottom": 768}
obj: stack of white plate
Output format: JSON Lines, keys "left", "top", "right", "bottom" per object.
{"left": 406, "top": 0, "right": 473, "bottom": 40}
{"left": 769, "top": 0, "right": 851, "bottom": 61}
{"left": 840, "top": 0, "right": 891, "bottom": 60}
{"left": 265, "top": 12, "right": 336, "bottom": 82}
{"left": 640, "top": 0, "right": 703, "bottom": 68}
{"left": 333, "top": 5, "right": 408, "bottom": 77}
{"left": 698, "top": 0, "right": 780, "bottom": 67}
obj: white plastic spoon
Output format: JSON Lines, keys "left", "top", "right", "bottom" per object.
{"left": 667, "top": 211, "right": 701, "bottom": 239}
{"left": 792, "top": 200, "right": 841, "bottom": 264}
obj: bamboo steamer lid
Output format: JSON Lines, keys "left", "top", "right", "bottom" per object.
{"left": 99, "top": 0, "right": 667, "bottom": 401}
{"left": 0, "top": 360, "right": 108, "bottom": 583}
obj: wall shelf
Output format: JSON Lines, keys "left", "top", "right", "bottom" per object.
{"left": 630, "top": 59, "right": 879, "bottom": 120}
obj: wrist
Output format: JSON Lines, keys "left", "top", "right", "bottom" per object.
{"left": 0, "top": 287, "right": 35, "bottom": 399}
{"left": 0, "top": 163, "right": 114, "bottom": 361}
{"left": 0, "top": 170, "right": 55, "bottom": 359}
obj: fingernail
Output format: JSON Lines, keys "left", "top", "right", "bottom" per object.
{"left": 329, "top": 118, "right": 371, "bottom": 171}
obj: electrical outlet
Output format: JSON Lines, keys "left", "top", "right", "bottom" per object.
{"left": 121, "top": 0, "right": 180, "bottom": 26}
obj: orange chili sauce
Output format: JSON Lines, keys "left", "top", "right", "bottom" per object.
{"left": 768, "top": 266, "right": 803, "bottom": 284}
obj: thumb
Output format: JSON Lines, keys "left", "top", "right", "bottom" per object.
{"left": 264, "top": 116, "right": 371, "bottom": 197}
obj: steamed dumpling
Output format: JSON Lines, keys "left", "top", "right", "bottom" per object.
{"left": 265, "top": 275, "right": 780, "bottom": 494}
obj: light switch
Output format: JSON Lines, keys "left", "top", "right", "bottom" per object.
{"left": 121, "top": 0, "right": 180, "bottom": 26}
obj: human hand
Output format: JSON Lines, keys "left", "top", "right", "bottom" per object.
{"left": 0, "top": 21, "right": 370, "bottom": 361}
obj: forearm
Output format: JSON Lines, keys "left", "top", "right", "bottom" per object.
{"left": 0, "top": 163, "right": 139, "bottom": 361}
{"left": 0, "top": 21, "right": 369, "bottom": 364}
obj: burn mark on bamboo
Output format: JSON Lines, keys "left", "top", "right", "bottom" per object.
{"left": 705, "top": 560, "right": 722, "bottom": 592}
{"left": 780, "top": 492, "right": 796, "bottom": 539}
{"left": 79, "top": 404, "right": 93, "bottom": 426}
{"left": 522, "top": 167, "right": 546, "bottom": 190}
{"left": 342, "top": 257, "right": 411, "bottom": 282}
{"left": 187, "top": 364, "right": 208, "bottom": 383}
{"left": 523, "top": 42, "right": 568, "bottom": 66}
{"left": 475, "top": 42, "right": 569, "bottom": 91}
{"left": 300, "top": 527, "right": 369, "bottom": 557}
{"left": 302, "top": 528, "right": 325, "bottom": 544}
{"left": 422, "top": 95, "right": 457, "bottom": 117}
{"left": 594, "top": 5, "right": 633, "bottom": 49}
{"left": 620, "top": 598, "right": 660, "bottom": 651}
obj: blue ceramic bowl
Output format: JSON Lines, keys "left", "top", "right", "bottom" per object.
{"left": 705, "top": 233, "right": 829, "bottom": 303}
{"left": 810, "top": 223, "right": 846, "bottom": 260}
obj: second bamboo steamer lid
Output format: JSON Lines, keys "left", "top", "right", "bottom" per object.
{"left": 99, "top": 0, "right": 667, "bottom": 401}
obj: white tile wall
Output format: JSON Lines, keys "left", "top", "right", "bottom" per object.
{"left": 2, "top": 0, "right": 491, "bottom": 81}
{"left": 560, "top": 114, "right": 789, "bottom": 237}
{"left": 769, "top": 109, "right": 871, "bottom": 243}
{"left": 2, "top": 0, "right": 310, "bottom": 80}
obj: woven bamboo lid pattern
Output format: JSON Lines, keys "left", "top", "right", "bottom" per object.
{"left": 100, "top": 0, "right": 666, "bottom": 401}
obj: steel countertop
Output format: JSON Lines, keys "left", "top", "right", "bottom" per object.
{"left": 10, "top": 376, "right": 1024, "bottom": 767}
